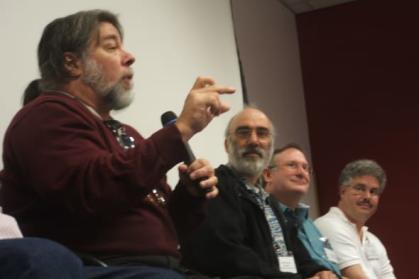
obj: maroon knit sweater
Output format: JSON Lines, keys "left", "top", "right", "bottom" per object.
{"left": 0, "top": 92, "right": 206, "bottom": 259}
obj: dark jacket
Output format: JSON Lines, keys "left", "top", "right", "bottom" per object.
{"left": 181, "top": 165, "right": 326, "bottom": 278}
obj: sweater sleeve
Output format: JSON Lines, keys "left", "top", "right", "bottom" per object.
{"left": 4, "top": 99, "right": 187, "bottom": 217}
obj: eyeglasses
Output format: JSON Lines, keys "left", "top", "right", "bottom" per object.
{"left": 234, "top": 127, "right": 271, "bottom": 140}
{"left": 350, "top": 183, "right": 381, "bottom": 197}
{"left": 285, "top": 161, "right": 311, "bottom": 173}
{"left": 271, "top": 161, "right": 312, "bottom": 174}
{"left": 103, "top": 119, "right": 135, "bottom": 150}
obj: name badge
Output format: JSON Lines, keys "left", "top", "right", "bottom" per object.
{"left": 279, "top": 254, "right": 297, "bottom": 273}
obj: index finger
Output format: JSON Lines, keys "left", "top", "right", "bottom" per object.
{"left": 192, "top": 76, "right": 215, "bottom": 89}
{"left": 200, "top": 84, "right": 236, "bottom": 95}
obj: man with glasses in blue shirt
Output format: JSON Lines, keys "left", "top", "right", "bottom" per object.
{"left": 315, "top": 160, "right": 396, "bottom": 279}
{"left": 264, "top": 144, "right": 342, "bottom": 278}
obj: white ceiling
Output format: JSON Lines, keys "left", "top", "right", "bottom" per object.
{"left": 279, "top": 0, "right": 357, "bottom": 14}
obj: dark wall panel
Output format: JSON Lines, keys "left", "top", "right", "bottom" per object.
{"left": 297, "top": 0, "right": 419, "bottom": 277}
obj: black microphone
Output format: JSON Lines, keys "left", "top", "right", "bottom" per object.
{"left": 161, "top": 111, "right": 210, "bottom": 195}
{"left": 161, "top": 111, "right": 196, "bottom": 165}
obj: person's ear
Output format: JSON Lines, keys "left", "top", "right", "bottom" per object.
{"left": 263, "top": 168, "right": 272, "bottom": 184}
{"left": 63, "top": 52, "right": 82, "bottom": 77}
{"left": 263, "top": 168, "right": 275, "bottom": 193}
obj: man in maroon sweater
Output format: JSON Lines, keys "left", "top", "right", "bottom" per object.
{"left": 0, "top": 9, "right": 235, "bottom": 278}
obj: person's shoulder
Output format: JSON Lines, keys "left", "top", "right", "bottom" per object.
{"left": 314, "top": 207, "right": 337, "bottom": 224}
{"left": 20, "top": 93, "right": 86, "bottom": 119}
{"left": 213, "top": 165, "right": 243, "bottom": 198}
{"left": 30, "top": 92, "right": 77, "bottom": 106}
{"left": 315, "top": 207, "right": 348, "bottom": 233}
{"left": 8, "top": 94, "right": 63, "bottom": 129}
{"left": 215, "top": 165, "right": 236, "bottom": 183}
{"left": 316, "top": 207, "right": 344, "bottom": 219}
{"left": 9, "top": 93, "right": 98, "bottom": 135}
{"left": 215, "top": 164, "right": 229, "bottom": 174}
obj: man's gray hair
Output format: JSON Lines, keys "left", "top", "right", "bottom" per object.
{"left": 338, "top": 159, "right": 387, "bottom": 193}
{"left": 37, "top": 9, "right": 122, "bottom": 90}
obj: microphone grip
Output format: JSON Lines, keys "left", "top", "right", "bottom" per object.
{"left": 161, "top": 111, "right": 210, "bottom": 196}
{"left": 184, "top": 142, "right": 196, "bottom": 165}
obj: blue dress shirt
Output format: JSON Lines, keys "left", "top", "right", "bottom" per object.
{"left": 280, "top": 203, "right": 342, "bottom": 277}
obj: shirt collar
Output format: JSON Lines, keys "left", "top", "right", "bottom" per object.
{"left": 330, "top": 206, "right": 369, "bottom": 234}
{"left": 225, "top": 164, "right": 268, "bottom": 197}
{"left": 245, "top": 179, "right": 269, "bottom": 200}
{"left": 279, "top": 202, "right": 309, "bottom": 224}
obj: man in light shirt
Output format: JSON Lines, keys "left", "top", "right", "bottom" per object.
{"left": 315, "top": 159, "right": 396, "bottom": 279}
{"left": 0, "top": 207, "right": 22, "bottom": 239}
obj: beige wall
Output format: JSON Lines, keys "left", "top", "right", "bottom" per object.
{"left": 231, "top": 0, "right": 319, "bottom": 217}
{"left": 0, "top": 0, "right": 244, "bottom": 187}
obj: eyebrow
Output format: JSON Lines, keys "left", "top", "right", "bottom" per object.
{"left": 235, "top": 125, "right": 270, "bottom": 130}
{"left": 353, "top": 183, "right": 380, "bottom": 191}
{"left": 285, "top": 160, "right": 309, "bottom": 165}
{"left": 100, "top": 34, "right": 120, "bottom": 43}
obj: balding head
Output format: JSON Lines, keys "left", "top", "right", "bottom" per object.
{"left": 225, "top": 107, "right": 275, "bottom": 182}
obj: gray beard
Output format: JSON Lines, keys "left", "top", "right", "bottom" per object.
{"left": 227, "top": 138, "right": 273, "bottom": 179}
{"left": 82, "top": 58, "right": 134, "bottom": 110}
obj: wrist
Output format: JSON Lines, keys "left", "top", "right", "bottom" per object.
{"left": 175, "top": 120, "right": 193, "bottom": 142}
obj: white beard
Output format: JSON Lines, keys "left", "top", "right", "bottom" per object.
{"left": 82, "top": 58, "right": 134, "bottom": 110}
{"left": 227, "top": 137, "right": 273, "bottom": 178}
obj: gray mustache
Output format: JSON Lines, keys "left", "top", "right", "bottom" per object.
{"left": 241, "top": 147, "right": 263, "bottom": 157}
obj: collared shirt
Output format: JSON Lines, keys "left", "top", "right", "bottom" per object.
{"left": 0, "top": 207, "right": 23, "bottom": 239}
{"left": 315, "top": 207, "right": 396, "bottom": 279}
{"left": 278, "top": 203, "right": 342, "bottom": 277}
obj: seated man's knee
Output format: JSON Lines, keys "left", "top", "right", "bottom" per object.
{"left": 0, "top": 237, "right": 83, "bottom": 279}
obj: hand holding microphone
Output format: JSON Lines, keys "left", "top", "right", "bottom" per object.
{"left": 161, "top": 111, "right": 218, "bottom": 199}
{"left": 159, "top": 76, "right": 234, "bottom": 198}
{"left": 177, "top": 160, "right": 218, "bottom": 199}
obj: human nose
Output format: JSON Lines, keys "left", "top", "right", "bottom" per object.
{"left": 297, "top": 165, "right": 308, "bottom": 176}
{"left": 296, "top": 166, "right": 310, "bottom": 180}
{"left": 355, "top": 187, "right": 371, "bottom": 199}
{"left": 122, "top": 49, "right": 135, "bottom": 66}
{"left": 247, "top": 130, "right": 260, "bottom": 145}
{"left": 364, "top": 189, "right": 373, "bottom": 199}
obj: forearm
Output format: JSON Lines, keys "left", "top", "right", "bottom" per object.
{"left": 341, "top": 265, "right": 370, "bottom": 279}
